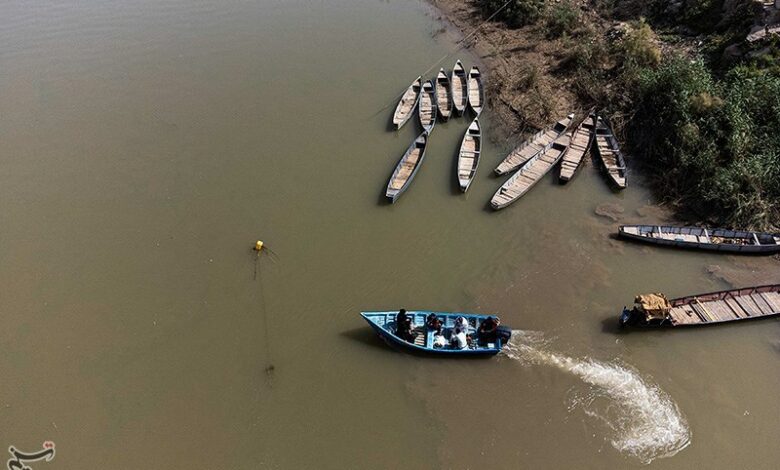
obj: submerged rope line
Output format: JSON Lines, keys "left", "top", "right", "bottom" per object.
{"left": 255, "top": 253, "right": 275, "bottom": 383}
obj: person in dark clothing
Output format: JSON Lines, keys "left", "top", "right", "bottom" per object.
{"left": 425, "top": 313, "right": 442, "bottom": 335}
{"left": 396, "top": 309, "right": 415, "bottom": 342}
{"left": 477, "top": 316, "right": 500, "bottom": 344}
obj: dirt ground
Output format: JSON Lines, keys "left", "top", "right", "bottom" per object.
{"left": 430, "top": 0, "right": 605, "bottom": 142}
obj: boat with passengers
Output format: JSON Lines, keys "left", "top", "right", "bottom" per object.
{"left": 360, "top": 310, "right": 512, "bottom": 356}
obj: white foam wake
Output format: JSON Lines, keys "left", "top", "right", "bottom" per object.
{"left": 503, "top": 331, "right": 691, "bottom": 464}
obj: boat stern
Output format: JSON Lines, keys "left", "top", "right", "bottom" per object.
{"left": 619, "top": 307, "right": 642, "bottom": 327}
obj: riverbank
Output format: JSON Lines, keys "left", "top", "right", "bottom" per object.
{"left": 430, "top": 0, "right": 780, "bottom": 231}
{"left": 431, "top": 0, "right": 586, "bottom": 139}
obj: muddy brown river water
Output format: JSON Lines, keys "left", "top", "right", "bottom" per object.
{"left": 1, "top": 1, "right": 778, "bottom": 468}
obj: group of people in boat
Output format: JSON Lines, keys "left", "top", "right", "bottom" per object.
{"left": 395, "top": 309, "right": 501, "bottom": 349}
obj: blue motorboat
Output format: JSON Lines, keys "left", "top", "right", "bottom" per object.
{"left": 360, "top": 310, "right": 511, "bottom": 356}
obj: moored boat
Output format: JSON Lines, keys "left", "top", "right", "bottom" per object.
{"left": 467, "top": 66, "right": 484, "bottom": 116}
{"left": 494, "top": 114, "right": 574, "bottom": 175}
{"left": 490, "top": 135, "right": 571, "bottom": 210}
{"left": 620, "top": 285, "right": 780, "bottom": 327}
{"left": 451, "top": 60, "right": 467, "bottom": 116}
{"left": 392, "top": 76, "right": 422, "bottom": 130}
{"left": 457, "top": 118, "right": 481, "bottom": 192}
{"left": 559, "top": 114, "right": 595, "bottom": 183}
{"left": 360, "top": 310, "right": 512, "bottom": 356}
{"left": 386, "top": 132, "right": 428, "bottom": 202}
{"left": 419, "top": 80, "right": 437, "bottom": 133}
{"left": 435, "top": 68, "right": 453, "bottom": 121}
{"left": 618, "top": 225, "right": 780, "bottom": 254}
{"left": 593, "top": 115, "right": 626, "bottom": 189}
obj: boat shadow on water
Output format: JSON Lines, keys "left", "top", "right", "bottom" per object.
{"left": 340, "top": 327, "right": 390, "bottom": 351}
{"left": 600, "top": 316, "right": 629, "bottom": 335}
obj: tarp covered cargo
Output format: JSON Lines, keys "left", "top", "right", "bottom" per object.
{"left": 634, "top": 293, "right": 671, "bottom": 320}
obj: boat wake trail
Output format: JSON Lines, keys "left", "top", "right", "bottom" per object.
{"left": 503, "top": 331, "right": 691, "bottom": 464}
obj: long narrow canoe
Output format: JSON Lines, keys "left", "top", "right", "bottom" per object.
{"left": 386, "top": 132, "right": 428, "bottom": 202}
{"left": 618, "top": 225, "right": 780, "bottom": 254}
{"left": 451, "top": 61, "right": 467, "bottom": 116}
{"left": 392, "top": 76, "right": 422, "bottom": 130}
{"left": 494, "top": 114, "right": 574, "bottom": 175}
{"left": 593, "top": 115, "right": 627, "bottom": 188}
{"left": 490, "top": 135, "right": 571, "bottom": 210}
{"left": 559, "top": 115, "right": 595, "bottom": 183}
{"left": 418, "top": 80, "right": 437, "bottom": 133}
{"left": 620, "top": 285, "right": 780, "bottom": 327}
{"left": 457, "top": 118, "right": 481, "bottom": 192}
{"left": 467, "top": 66, "right": 484, "bottom": 116}
{"left": 435, "top": 68, "right": 453, "bottom": 121}
{"left": 361, "top": 310, "right": 512, "bottom": 356}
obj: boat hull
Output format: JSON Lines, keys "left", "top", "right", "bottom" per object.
{"left": 618, "top": 225, "right": 780, "bottom": 254}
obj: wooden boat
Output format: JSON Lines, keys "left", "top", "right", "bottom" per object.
{"left": 392, "top": 76, "right": 422, "bottom": 130}
{"left": 467, "top": 66, "right": 484, "bottom": 116}
{"left": 418, "top": 80, "right": 437, "bottom": 133}
{"left": 451, "top": 60, "right": 467, "bottom": 116}
{"left": 559, "top": 114, "right": 595, "bottom": 183}
{"left": 457, "top": 118, "right": 481, "bottom": 192}
{"left": 494, "top": 114, "right": 574, "bottom": 175}
{"left": 618, "top": 225, "right": 780, "bottom": 254}
{"left": 360, "top": 310, "right": 512, "bottom": 356}
{"left": 386, "top": 132, "right": 428, "bottom": 202}
{"left": 435, "top": 68, "right": 452, "bottom": 121}
{"left": 619, "top": 285, "right": 780, "bottom": 327}
{"left": 490, "top": 135, "right": 571, "bottom": 210}
{"left": 593, "top": 115, "right": 627, "bottom": 188}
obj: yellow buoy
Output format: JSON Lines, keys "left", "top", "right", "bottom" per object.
{"left": 254, "top": 240, "right": 264, "bottom": 252}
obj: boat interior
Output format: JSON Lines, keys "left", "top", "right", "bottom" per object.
{"left": 624, "top": 226, "right": 780, "bottom": 246}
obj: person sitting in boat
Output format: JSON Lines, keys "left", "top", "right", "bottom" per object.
{"left": 426, "top": 313, "right": 442, "bottom": 335}
{"left": 450, "top": 326, "right": 468, "bottom": 350}
{"left": 432, "top": 333, "right": 447, "bottom": 349}
{"left": 477, "top": 316, "right": 500, "bottom": 344}
{"left": 396, "top": 309, "right": 415, "bottom": 342}
{"left": 454, "top": 316, "right": 469, "bottom": 333}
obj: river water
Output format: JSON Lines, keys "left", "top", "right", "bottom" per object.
{"left": 1, "top": 1, "right": 778, "bottom": 468}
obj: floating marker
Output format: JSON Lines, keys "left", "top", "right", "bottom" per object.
{"left": 254, "top": 240, "right": 264, "bottom": 252}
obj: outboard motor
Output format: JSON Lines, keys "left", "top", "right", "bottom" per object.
{"left": 497, "top": 325, "right": 512, "bottom": 344}
{"left": 619, "top": 307, "right": 638, "bottom": 327}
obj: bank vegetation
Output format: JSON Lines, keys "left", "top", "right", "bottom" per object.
{"left": 460, "top": 0, "right": 780, "bottom": 229}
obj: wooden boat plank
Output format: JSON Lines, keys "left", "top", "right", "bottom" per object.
{"left": 689, "top": 302, "right": 711, "bottom": 322}
{"left": 741, "top": 294, "right": 764, "bottom": 316}
{"left": 760, "top": 292, "right": 780, "bottom": 311}
{"left": 723, "top": 297, "right": 748, "bottom": 318}
{"left": 750, "top": 294, "right": 775, "bottom": 315}
{"left": 733, "top": 296, "right": 757, "bottom": 317}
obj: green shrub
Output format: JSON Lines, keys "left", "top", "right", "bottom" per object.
{"left": 477, "top": 0, "right": 546, "bottom": 28}
{"left": 620, "top": 20, "right": 661, "bottom": 67}
{"left": 546, "top": 3, "right": 580, "bottom": 38}
{"left": 629, "top": 57, "right": 780, "bottom": 228}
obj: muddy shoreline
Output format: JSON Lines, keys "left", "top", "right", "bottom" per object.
{"left": 429, "top": 0, "right": 588, "bottom": 141}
